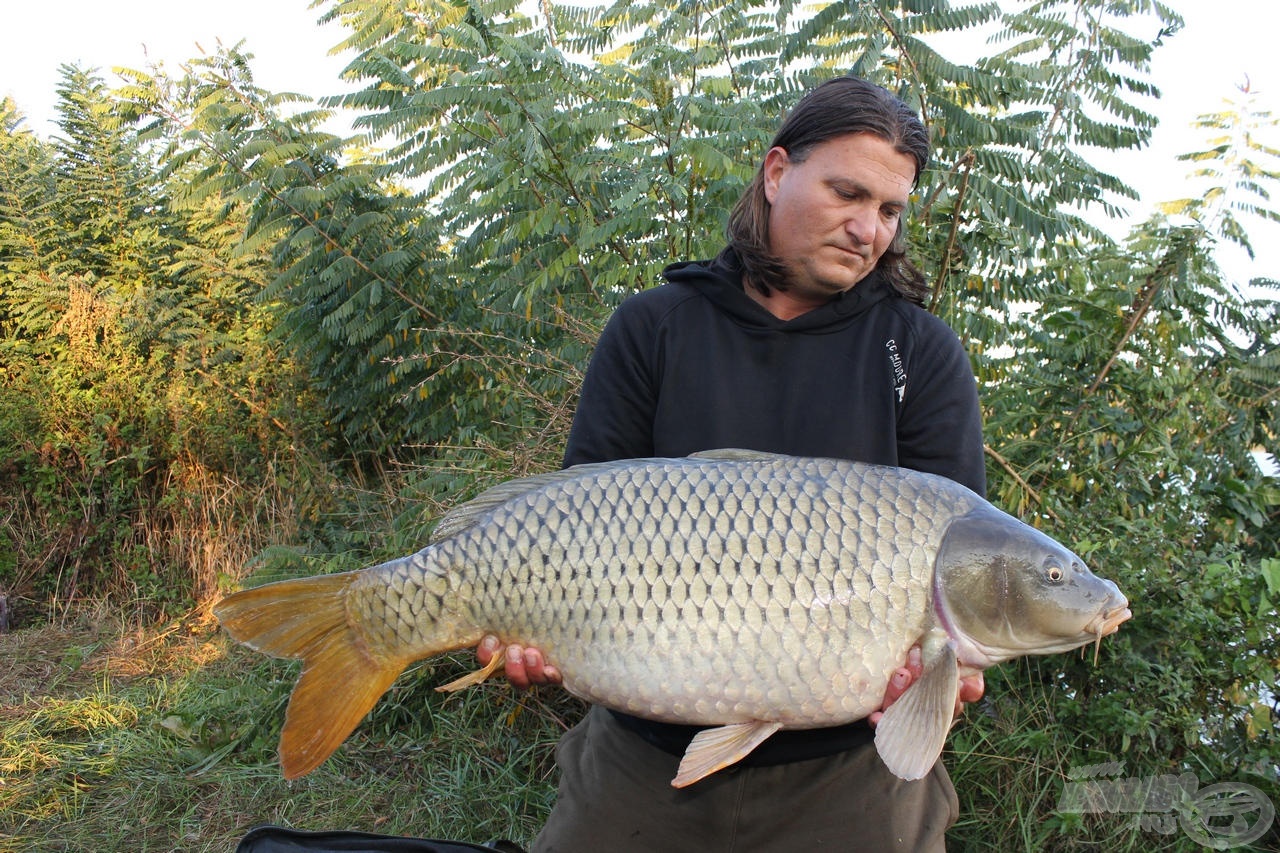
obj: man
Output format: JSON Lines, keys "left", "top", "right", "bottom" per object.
{"left": 478, "top": 76, "right": 985, "bottom": 851}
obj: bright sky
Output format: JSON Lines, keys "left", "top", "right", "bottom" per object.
{"left": 2, "top": 0, "right": 354, "bottom": 133}
{"left": 1, "top": 0, "right": 1277, "bottom": 283}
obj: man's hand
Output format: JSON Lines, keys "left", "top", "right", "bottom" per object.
{"left": 867, "top": 646, "right": 984, "bottom": 726}
{"left": 476, "top": 635, "right": 562, "bottom": 690}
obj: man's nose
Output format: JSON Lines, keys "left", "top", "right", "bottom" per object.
{"left": 845, "top": 206, "right": 877, "bottom": 246}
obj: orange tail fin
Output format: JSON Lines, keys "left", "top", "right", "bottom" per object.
{"left": 213, "top": 572, "right": 409, "bottom": 779}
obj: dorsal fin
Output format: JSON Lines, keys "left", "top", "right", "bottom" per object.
{"left": 429, "top": 451, "right": 782, "bottom": 543}
{"left": 430, "top": 468, "right": 580, "bottom": 542}
{"left": 429, "top": 458, "right": 661, "bottom": 542}
{"left": 688, "top": 448, "right": 787, "bottom": 462}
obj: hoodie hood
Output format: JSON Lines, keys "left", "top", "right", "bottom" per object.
{"left": 660, "top": 248, "right": 896, "bottom": 333}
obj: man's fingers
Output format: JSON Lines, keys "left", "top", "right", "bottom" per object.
{"left": 504, "top": 644, "right": 531, "bottom": 689}
{"left": 475, "top": 637, "right": 561, "bottom": 689}
{"left": 521, "top": 647, "right": 563, "bottom": 685}
{"left": 905, "top": 645, "right": 922, "bottom": 678}
{"left": 885, "top": 666, "right": 912, "bottom": 704}
{"left": 523, "top": 646, "right": 544, "bottom": 675}
{"left": 874, "top": 652, "right": 984, "bottom": 727}
{"left": 477, "top": 634, "right": 501, "bottom": 666}
{"left": 870, "top": 665, "right": 914, "bottom": 728}
{"left": 959, "top": 672, "right": 985, "bottom": 704}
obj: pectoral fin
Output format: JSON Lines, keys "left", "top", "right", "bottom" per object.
{"left": 673, "top": 721, "right": 783, "bottom": 788}
{"left": 873, "top": 644, "right": 960, "bottom": 781}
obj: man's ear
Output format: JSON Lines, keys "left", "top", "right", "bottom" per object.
{"left": 762, "top": 146, "right": 790, "bottom": 204}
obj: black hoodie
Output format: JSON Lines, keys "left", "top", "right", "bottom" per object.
{"left": 564, "top": 249, "right": 986, "bottom": 496}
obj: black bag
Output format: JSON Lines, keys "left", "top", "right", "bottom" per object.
{"left": 234, "top": 824, "right": 527, "bottom": 853}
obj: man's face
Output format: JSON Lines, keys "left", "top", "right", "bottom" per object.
{"left": 763, "top": 132, "right": 916, "bottom": 302}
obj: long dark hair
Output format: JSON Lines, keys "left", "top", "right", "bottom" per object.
{"left": 726, "top": 77, "right": 931, "bottom": 304}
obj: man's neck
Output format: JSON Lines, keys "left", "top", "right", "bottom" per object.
{"left": 743, "top": 281, "right": 831, "bottom": 321}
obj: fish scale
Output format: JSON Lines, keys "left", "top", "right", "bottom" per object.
{"left": 214, "top": 449, "right": 1130, "bottom": 785}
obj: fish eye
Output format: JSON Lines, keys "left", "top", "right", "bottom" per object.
{"left": 1045, "top": 562, "right": 1065, "bottom": 584}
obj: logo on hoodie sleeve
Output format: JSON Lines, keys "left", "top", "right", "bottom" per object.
{"left": 885, "top": 339, "right": 908, "bottom": 402}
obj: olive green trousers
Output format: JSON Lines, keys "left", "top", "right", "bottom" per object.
{"left": 531, "top": 706, "right": 958, "bottom": 852}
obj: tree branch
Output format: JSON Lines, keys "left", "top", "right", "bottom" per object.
{"left": 986, "top": 444, "right": 1062, "bottom": 524}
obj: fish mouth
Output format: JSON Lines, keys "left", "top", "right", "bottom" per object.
{"left": 1084, "top": 603, "right": 1131, "bottom": 664}
{"left": 1091, "top": 603, "right": 1132, "bottom": 637}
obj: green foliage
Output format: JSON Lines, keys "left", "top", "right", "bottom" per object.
{"left": 0, "top": 70, "right": 330, "bottom": 621}
{"left": 964, "top": 86, "right": 1280, "bottom": 849}
{"left": 119, "top": 0, "right": 1171, "bottom": 463}
{"left": 118, "top": 48, "right": 437, "bottom": 452}
{"left": 1160, "top": 81, "right": 1280, "bottom": 259}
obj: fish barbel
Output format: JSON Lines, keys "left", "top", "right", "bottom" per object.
{"left": 214, "top": 450, "right": 1131, "bottom": 786}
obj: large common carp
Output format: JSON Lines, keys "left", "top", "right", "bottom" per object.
{"left": 214, "top": 450, "right": 1130, "bottom": 786}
